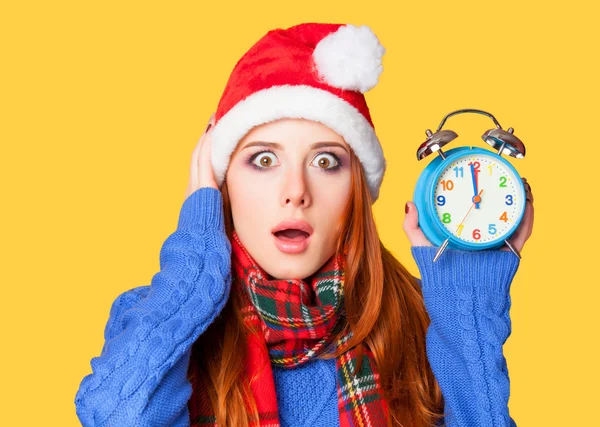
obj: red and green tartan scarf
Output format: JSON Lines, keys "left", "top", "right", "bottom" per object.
{"left": 188, "top": 230, "right": 389, "bottom": 426}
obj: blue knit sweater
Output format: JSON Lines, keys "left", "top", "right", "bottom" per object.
{"left": 74, "top": 187, "right": 520, "bottom": 426}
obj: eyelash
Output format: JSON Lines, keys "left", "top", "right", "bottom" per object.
{"left": 245, "top": 150, "right": 343, "bottom": 173}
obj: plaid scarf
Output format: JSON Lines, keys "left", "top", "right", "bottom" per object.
{"left": 188, "top": 230, "right": 389, "bottom": 426}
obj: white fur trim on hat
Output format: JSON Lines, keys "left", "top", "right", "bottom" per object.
{"left": 313, "top": 24, "right": 385, "bottom": 93}
{"left": 211, "top": 85, "right": 386, "bottom": 202}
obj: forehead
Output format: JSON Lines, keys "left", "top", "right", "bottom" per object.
{"left": 238, "top": 118, "right": 347, "bottom": 148}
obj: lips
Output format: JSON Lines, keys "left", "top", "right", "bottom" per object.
{"left": 272, "top": 219, "right": 313, "bottom": 254}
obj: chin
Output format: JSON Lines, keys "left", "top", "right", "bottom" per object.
{"left": 264, "top": 254, "right": 320, "bottom": 281}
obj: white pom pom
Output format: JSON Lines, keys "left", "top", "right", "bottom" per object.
{"left": 313, "top": 24, "right": 385, "bottom": 93}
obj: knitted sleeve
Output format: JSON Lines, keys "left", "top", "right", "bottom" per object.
{"left": 74, "top": 187, "right": 232, "bottom": 427}
{"left": 411, "top": 246, "right": 520, "bottom": 427}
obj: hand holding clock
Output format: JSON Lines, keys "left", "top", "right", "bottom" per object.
{"left": 403, "top": 177, "right": 534, "bottom": 253}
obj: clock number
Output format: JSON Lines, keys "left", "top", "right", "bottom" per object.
{"left": 457, "top": 224, "right": 464, "bottom": 236}
{"left": 499, "top": 211, "right": 508, "bottom": 222}
{"left": 442, "top": 213, "right": 452, "bottom": 224}
{"left": 488, "top": 164, "right": 493, "bottom": 175}
{"left": 488, "top": 223, "right": 497, "bottom": 234}
{"left": 436, "top": 195, "right": 446, "bottom": 206}
{"left": 505, "top": 195, "right": 514, "bottom": 205}
{"left": 468, "top": 161, "right": 481, "bottom": 173}
{"left": 499, "top": 176, "right": 507, "bottom": 187}
{"left": 453, "top": 166, "right": 464, "bottom": 178}
{"left": 473, "top": 229, "right": 481, "bottom": 240}
{"left": 441, "top": 180, "right": 454, "bottom": 191}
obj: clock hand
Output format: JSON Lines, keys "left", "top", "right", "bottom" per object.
{"left": 456, "top": 188, "right": 484, "bottom": 233}
{"left": 475, "top": 168, "right": 480, "bottom": 208}
{"left": 470, "top": 163, "right": 480, "bottom": 209}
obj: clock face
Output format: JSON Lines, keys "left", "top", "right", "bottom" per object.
{"left": 433, "top": 152, "right": 525, "bottom": 244}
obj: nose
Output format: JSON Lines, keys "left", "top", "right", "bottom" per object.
{"left": 281, "top": 166, "right": 311, "bottom": 208}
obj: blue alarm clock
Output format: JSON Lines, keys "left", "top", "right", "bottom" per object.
{"left": 413, "top": 109, "right": 527, "bottom": 262}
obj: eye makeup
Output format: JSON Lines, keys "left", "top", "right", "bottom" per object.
{"left": 245, "top": 149, "right": 344, "bottom": 173}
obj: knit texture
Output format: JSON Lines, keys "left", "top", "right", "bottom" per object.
{"left": 74, "top": 188, "right": 232, "bottom": 426}
{"left": 412, "top": 246, "right": 519, "bottom": 427}
{"left": 272, "top": 359, "right": 339, "bottom": 426}
{"left": 75, "top": 187, "right": 520, "bottom": 426}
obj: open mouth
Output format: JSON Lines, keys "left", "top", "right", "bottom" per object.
{"left": 273, "top": 229, "right": 311, "bottom": 241}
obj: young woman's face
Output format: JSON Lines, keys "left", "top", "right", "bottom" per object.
{"left": 225, "top": 118, "right": 352, "bottom": 280}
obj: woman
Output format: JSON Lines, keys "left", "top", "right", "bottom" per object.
{"left": 75, "top": 23, "right": 534, "bottom": 427}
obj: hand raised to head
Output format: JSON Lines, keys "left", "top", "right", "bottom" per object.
{"left": 185, "top": 113, "right": 218, "bottom": 200}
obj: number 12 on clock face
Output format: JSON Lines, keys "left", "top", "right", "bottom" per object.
{"left": 433, "top": 152, "right": 525, "bottom": 246}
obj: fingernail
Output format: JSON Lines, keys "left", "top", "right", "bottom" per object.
{"left": 405, "top": 202, "right": 409, "bottom": 214}
{"left": 205, "top": 113, "right": 215, "bottom": 132}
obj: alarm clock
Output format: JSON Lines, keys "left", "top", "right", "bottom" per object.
{"left": 413, "top": 109, "right": 527, "bottom": 262}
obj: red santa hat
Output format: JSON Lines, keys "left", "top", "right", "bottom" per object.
{"left": 211, "top": 23, "right": 387, "bottom": 202}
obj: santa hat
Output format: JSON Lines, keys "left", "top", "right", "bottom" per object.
{"left": 211, "top": 23, "right": 387, "bottom": 202}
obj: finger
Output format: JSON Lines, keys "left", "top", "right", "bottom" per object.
{"left": 190, "top": 113, "right": 216, "bottom": 192}
{"left": 525, "top": 183, "right": 533, "bottom": 204}
{"left": 198, "top": 114, "right": 218, "bottom": 189}
{"left": 189, "top": 145, "right": 199, "bottom": 195}
{"left": 521, "top": 200, "right": 534, "bottom": 241}
{"left": 205, "top": 112, "right": 216, "bottom": 132}
{"left": 402, "top": 201, "right": 433, "bottom": 247}
{"left": 506, "top": 200, "right": 534, "bottom": 252}
{"left": 522, "top": 176, "right": 533, "bottom": 204}
{"left": 198, "top": 129, "right": 212, "bottom": 186}
{"left": 192, "top": 113, "right": 214, "bottom": 158}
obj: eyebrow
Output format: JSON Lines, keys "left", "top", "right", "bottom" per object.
{"left": 242, "top": 141, "right": 349, "bottom": 153}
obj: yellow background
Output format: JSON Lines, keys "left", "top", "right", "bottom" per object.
{"left": 1, "top": 1, "right": 597, "bottom": 425}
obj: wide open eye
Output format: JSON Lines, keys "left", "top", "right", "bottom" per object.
{"left": 249, "top": 151, "right": 280, "bottom": 170}
{"left": 312, "top": 152, "right": 341, "bottom": 171}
